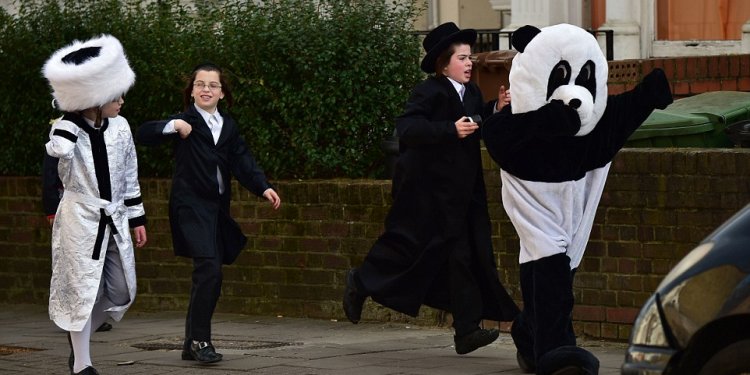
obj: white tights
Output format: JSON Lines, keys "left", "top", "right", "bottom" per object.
{"left": 69, "top": 236, "right": 129, "bottom": 373}
{"left": 69, "top": 302, "right": 108, "bottom": 372}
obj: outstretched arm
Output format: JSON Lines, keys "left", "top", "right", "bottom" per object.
{"left": 135, "top": 120, "right": 173, "bottom": 146}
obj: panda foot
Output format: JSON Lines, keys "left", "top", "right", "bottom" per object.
{"left": 516, "top": 350, "right": 536, "bottom": 373}
{"left": 536, "top": 346, "right": 599, "bottom": 375}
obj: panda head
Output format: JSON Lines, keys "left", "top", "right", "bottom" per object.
{"left": 509, "top": 24, "right": 608, "bottom": 136}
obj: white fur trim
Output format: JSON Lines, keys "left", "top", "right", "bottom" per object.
{"left": 43, "top": 35, "right": 135, "bottom": 111}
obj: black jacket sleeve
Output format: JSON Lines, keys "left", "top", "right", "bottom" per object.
{"left": 135, "top": 120, "right": 172, "bottom": 146}
{"left": 42, "top": 153, "right": 62, "bottom": 216}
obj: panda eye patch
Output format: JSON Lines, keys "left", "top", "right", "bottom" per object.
{"left": 547, "top": 61, "right": 571, "bottom": 100}
{"left": 574, "top": 60, "right": 597, "bottom": 102}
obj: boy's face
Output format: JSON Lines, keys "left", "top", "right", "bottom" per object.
{"left": 444, "top": 44, "right": 473, "bottom": 84}
{"left": 101, "top": 97, "right": 124, "bottom": 118}
{"left": 192, "top": 70, "right": 224, "bottom": 113}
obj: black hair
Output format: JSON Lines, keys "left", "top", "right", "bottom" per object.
{"left": 183, "top": 62, "right": 234, "bottom": 110}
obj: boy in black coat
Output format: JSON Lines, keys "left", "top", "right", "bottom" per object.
{"left": 137, "top": 63, "right": 280, "bottom": 363}
{"left": 343, "top": 22, "right": 519, "bottom": 355}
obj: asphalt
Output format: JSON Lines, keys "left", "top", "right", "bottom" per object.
{"left": 0, "top": 304, "right": 627, "bottom": 374}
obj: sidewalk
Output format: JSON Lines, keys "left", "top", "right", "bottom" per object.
{"left": 0, "top": 304, "right": 627, "bottom": 374}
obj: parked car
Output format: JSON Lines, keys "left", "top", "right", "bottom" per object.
{"left": 622, "top": 203, "right": 750, "bottom": 375}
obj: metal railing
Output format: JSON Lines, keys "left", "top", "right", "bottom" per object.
{"left": 414, "top": 28, "right": 615, "bottom": 61}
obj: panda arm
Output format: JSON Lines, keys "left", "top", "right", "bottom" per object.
{"left": 602, "top": 68, "right": 673, "bottom": 141}
{"left": 482, "top": 101, "right": 580, "bottom": 163}
{"left": 585, "top": 68, "right": 673, "bottom": 165}
{"left": 395, "top": 85, "right": 457, "bottom": 147}
{"left": 484, "top": 100, "right": 580, "bottom": 139}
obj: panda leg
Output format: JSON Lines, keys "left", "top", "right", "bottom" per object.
{"left": 532, "top": 253, "right": 599, "bottom": 375}
{"left": 511, "top": 261, "right": 536, "bottom": 373}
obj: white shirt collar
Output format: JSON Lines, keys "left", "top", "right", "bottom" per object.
{"left": 82, "top": 115, "right": 103, "bottom": 129}
{"left": 193, "top": 103, "right": 222, "bottom": 124}
{"left": 446, "top": 77, "right": 464, "bottom": 97}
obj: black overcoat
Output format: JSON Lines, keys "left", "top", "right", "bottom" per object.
{"left": 136, "top": 105, "right": 271, "bottom": 265}
{"left": 358, "top": 76, "right": 520, "bottom": 321}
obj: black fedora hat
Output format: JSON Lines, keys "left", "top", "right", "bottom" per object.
{"left": 420, "top": 22, "right": 477, "bottom": 74}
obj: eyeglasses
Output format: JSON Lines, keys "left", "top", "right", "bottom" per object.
{"left": 193, "top": 81, "right": 222, "bottom": 91}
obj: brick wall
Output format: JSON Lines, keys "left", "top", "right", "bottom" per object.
{"left": 2, "top": 148, "right": 749, "bottom": 340}
{"left": 607, "top": 54, "right": 750, "bottom": 97}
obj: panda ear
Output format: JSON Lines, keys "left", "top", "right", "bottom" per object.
{"left": 511, "top": 25, "right": 541, "bottom": 53}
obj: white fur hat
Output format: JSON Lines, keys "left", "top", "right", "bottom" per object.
{"left": 42, "top": 34, "right": 135, "bottom": 112}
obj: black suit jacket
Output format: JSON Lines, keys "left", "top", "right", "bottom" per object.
{"left": 136, "top": 105, "right": 272, "bottom": 264}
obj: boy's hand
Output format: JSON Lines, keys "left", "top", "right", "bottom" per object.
{"left": 263, "top": 188, "right": 281, "bottom": 210}
{"left": 496, "top": 85, "right": 511, "bottom": 111}
{"left": 174, "top": 120, "right": 192, "bottom": 139}
{"left": 133, "top": 226, "right": 147, "bottom": 248}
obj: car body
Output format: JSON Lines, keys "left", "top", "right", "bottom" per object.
{"left": 622, "top": 203, "right": 750, "bottom": 375}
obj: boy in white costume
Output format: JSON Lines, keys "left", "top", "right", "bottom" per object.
{"left": 43, "top": 34, "right": 147, "bottom": 375}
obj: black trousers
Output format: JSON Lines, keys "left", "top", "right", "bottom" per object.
{"left": 448, "top": 229, "right": 483, "bottom": 337}
{"left": 185, "top": 237, "right": 225, "bottom": 343}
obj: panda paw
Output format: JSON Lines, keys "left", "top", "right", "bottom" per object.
{"left": 545, "top": 100, "right": 581, "bottom": 136}
{"left": 642, "top": 68, "right": 673, "bottom": 109}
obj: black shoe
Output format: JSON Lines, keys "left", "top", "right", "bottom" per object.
{"left": 181, "top": 338, "right": 193, "bottom": 361}
{"left": 67, "top": 332, "right": 74, "bottom": 373}
{"left": 343, "top": 268, "right": 366, "bottom": 324}
{"left": 454, "top": 328, "right": 500, "bottom": 355}
{"left": 187, "top": 340, "right": 223, "bottom": 363}
{"left": 95, "top": 322, "right": 112, "bottom": 332}
{"left": 73, "top": 367, "right": 99, "bottom": 375}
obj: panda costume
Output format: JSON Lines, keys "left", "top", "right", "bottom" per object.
{"left": 483, "top": 24, "right": 672, "bottom": 374}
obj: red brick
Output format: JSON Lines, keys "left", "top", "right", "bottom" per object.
{"left": 601, "top": 323, "right": 619, "bottom": 339}
{"left": 673, "top": 57, "right": 687, "bottom": 80}
{"left": 685, "top": 57, "right": 698, "bottom": 79}
{"left": 718, "top": 55, "right": 730, "bottom": 77}
{"left": 672, "top": 81, "right": 690, "bottom": 96}
{"left": 708, "top": 56, "right": 721, "bottom": 77}
{"left": 618, "top": 258, "right": 636, "bottom": 274}
{"left": 661, "top": 58, "right": 676, "bottom": 79}
{"left": 640, "top": 59, "right": 654, "bottom": 76}
{"left": 583, "top": 322, "right": 601, "bottom": 337}
{"left": 740, "top": 55, "right": 750, "bottom": 77}
{"left": 721, "top": 79, "right": 738, "bottom": 91}
{"left": 606, "top": 307, "right": 640, "bottom": 324}
{"left": 729, "top": 55, "right": 742, "bottom": 77}
{"left": 574, "top": 305, "right": 605, "bottom": 321}
{"left": 695, "top": 57, "right": 709, "bottom": 78}
{"left": 690, "top": 80, "right": 722, "bottom": 94}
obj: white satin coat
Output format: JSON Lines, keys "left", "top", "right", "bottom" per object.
{"left": 45, "top": 114, "right": 145, "bottom": 331}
